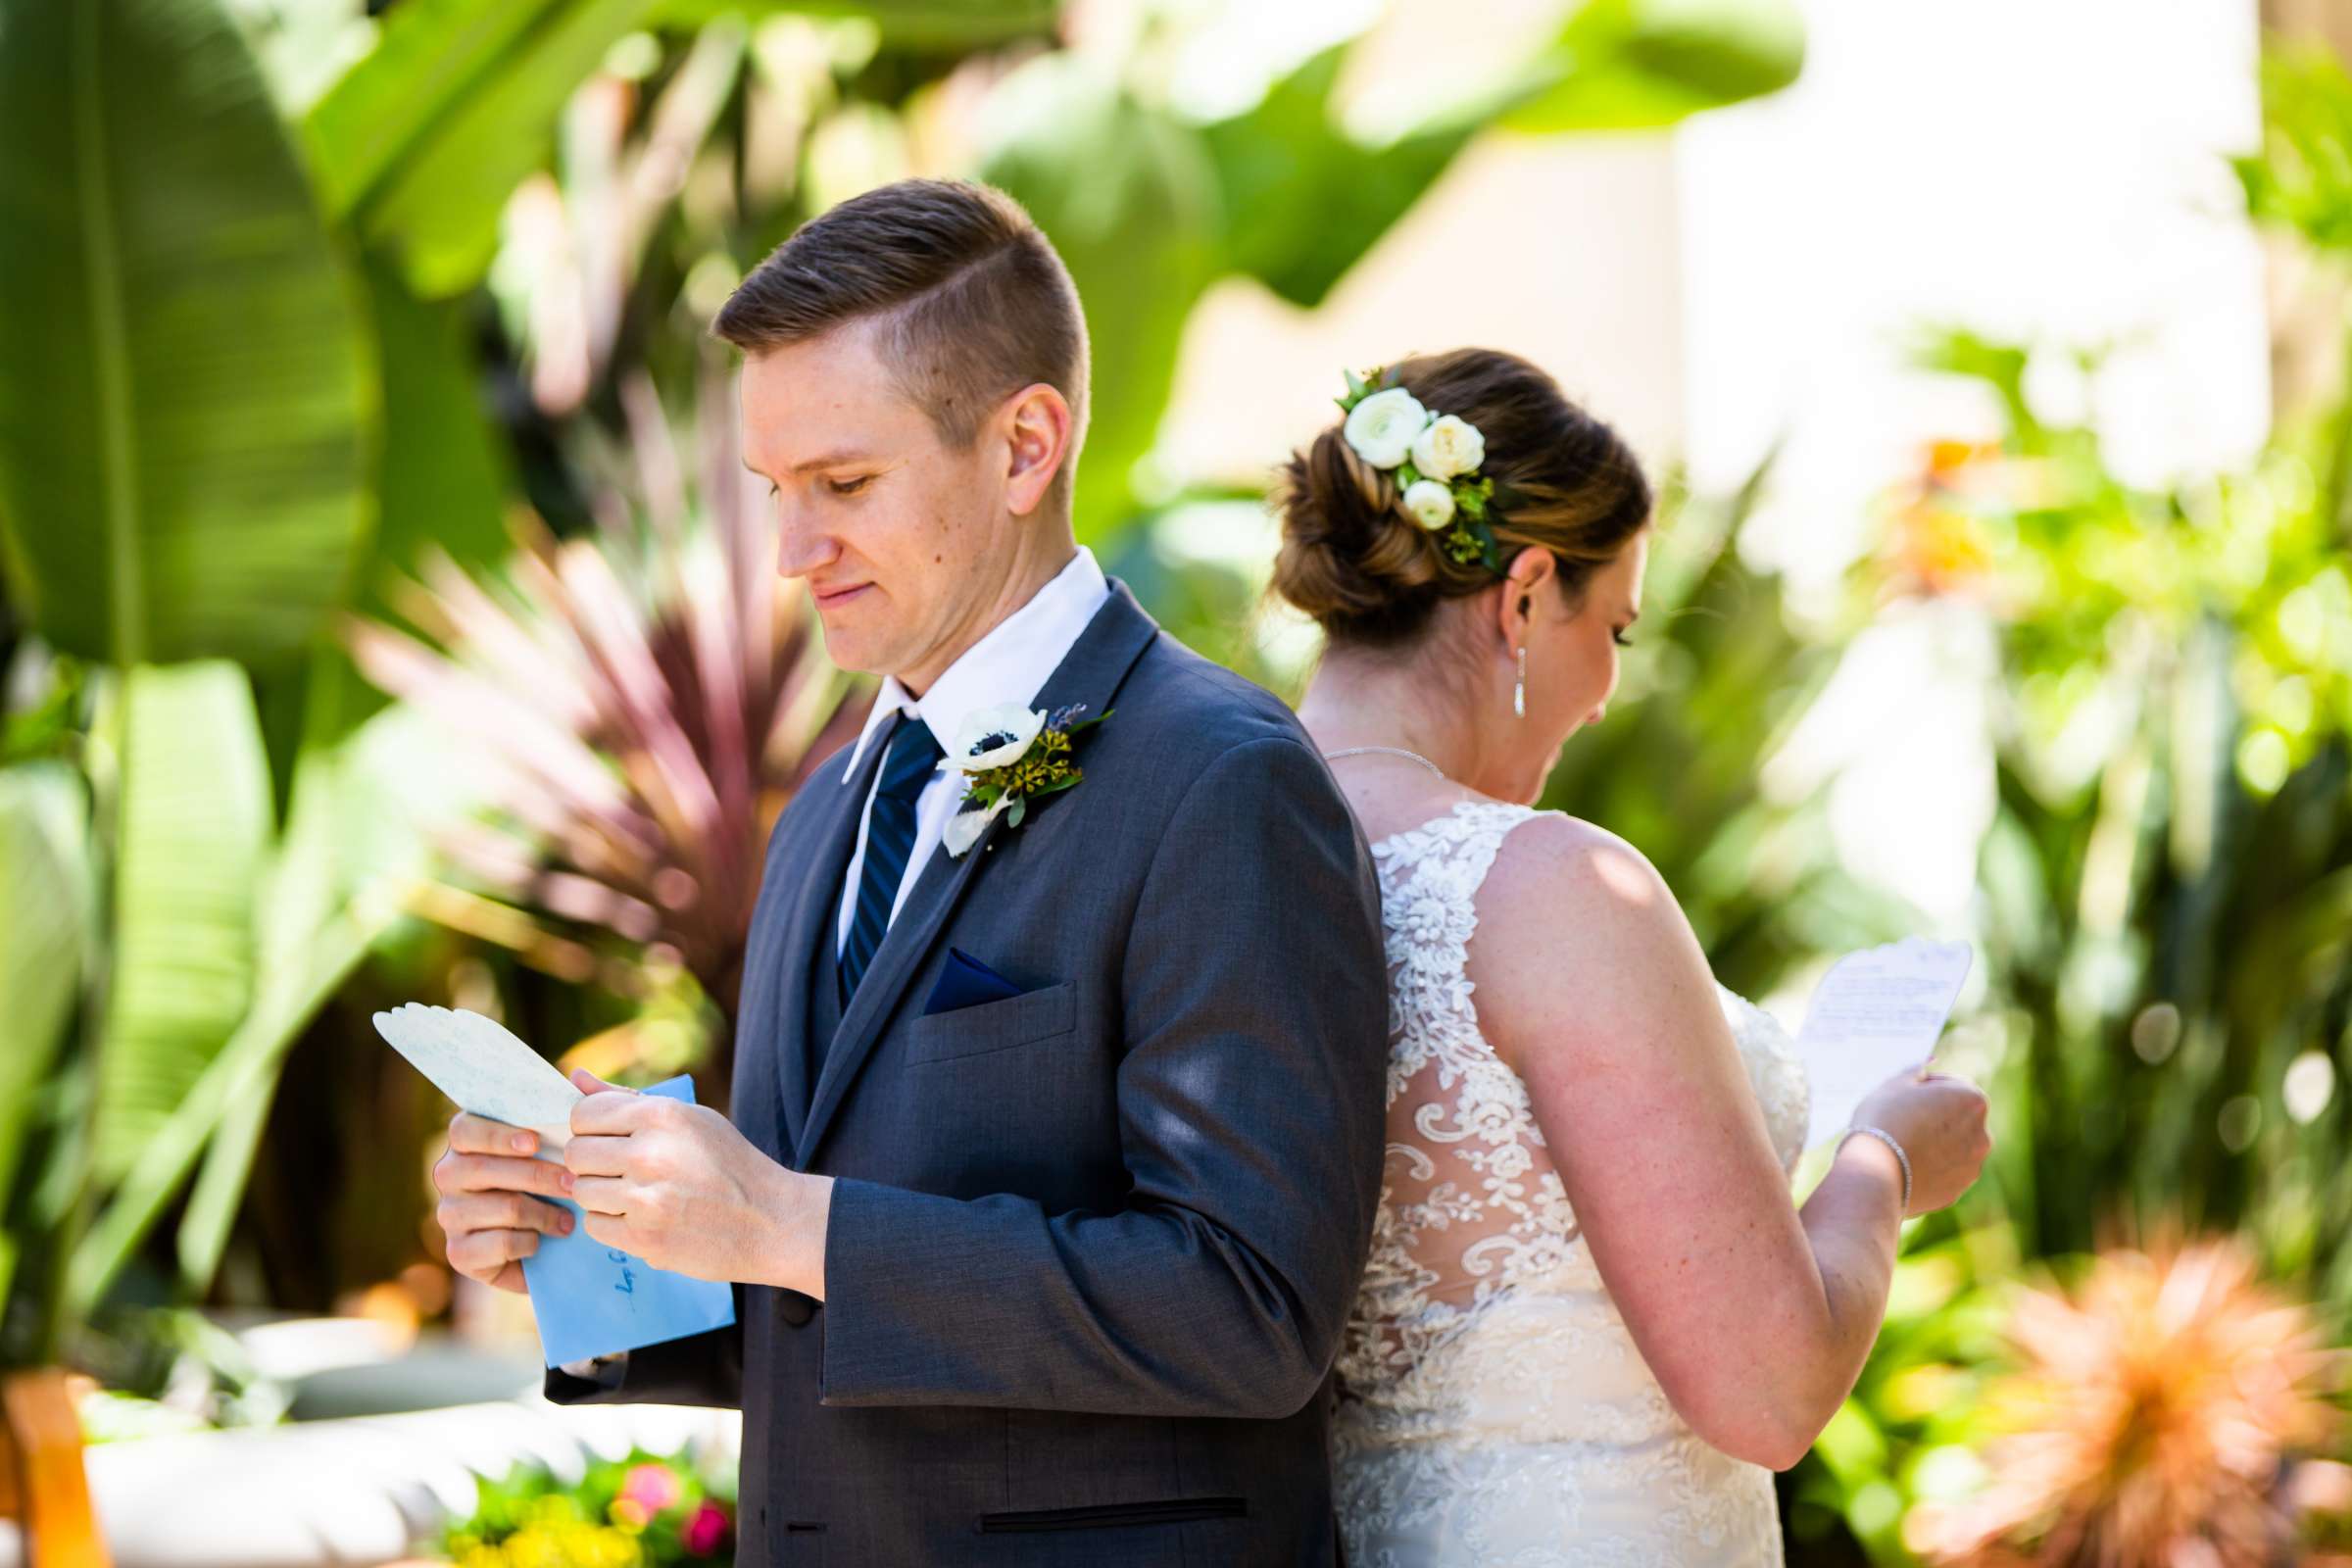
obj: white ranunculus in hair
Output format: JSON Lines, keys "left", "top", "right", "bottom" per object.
{"left": 1410, "top": 415, "right": 1486, "bottom": 481}
{"left": 1342, "top": 387, "right": 1429, "bottom": 469}
{"left": 941, "top": 703, "right": 1044, "bottom": 775}
{"left": 1401, "top": 479, "right": 1456, "bottom": 531}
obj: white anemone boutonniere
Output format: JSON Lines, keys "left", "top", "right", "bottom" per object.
{"left": 939, "top": 701, "right": 1112, "bottom": 857}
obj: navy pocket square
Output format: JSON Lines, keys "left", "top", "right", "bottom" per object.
{"left": 925, "top": 947, "right": 1026, "bottom": 1015}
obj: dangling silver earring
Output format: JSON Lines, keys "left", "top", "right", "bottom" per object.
{"left": 1513, "top": 647, "right": 1527, "bottom": 718}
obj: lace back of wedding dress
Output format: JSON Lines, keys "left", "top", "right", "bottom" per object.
{"left": 1334, "top": 799, "right": 1805, "bottom": 1568}
{"left": 1344, "top": 800, "right": 1579, "bottom": 1385}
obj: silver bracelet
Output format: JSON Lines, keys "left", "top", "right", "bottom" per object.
{"left": 1839, "top": 1125, "right": 1914, "bottom": 1212}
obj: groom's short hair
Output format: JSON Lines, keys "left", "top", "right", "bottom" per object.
{"left": 713, "top": 178, "right": 1090, "bottom": 506}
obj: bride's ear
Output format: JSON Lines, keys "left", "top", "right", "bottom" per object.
{"left": 1498, "top": 546, "right": 1554, "bottom": 646}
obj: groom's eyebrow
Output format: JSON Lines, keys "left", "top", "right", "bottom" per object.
{"left": 743, "top": 450, "right": 878, "bottom": 477}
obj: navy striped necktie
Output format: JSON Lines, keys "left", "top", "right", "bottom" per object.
{"left": 838, "top": 712, "right": 945, "bottom": 1004}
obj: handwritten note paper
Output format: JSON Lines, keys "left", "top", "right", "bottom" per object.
{"left": 1795, "top": 938, "right": 1974, "bottom": 1148}
{"left": 369, "top": 1005, "right": 737, "bottom": 1367}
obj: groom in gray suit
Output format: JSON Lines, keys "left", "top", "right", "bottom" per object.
{"left": 430, "top": 177, "right": 1387, "bottom": 1564}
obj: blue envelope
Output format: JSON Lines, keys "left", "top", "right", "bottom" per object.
{"left": 518, "top": 1073, "right": 738, "bottom": 1368}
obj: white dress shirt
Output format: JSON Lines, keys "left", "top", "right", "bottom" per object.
{"left": 832, "top": 547, "right": 1110, "bottom": 956}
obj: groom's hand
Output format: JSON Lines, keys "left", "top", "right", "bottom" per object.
{"left": 562, "top": 1068, "right": 834, "bottom": 1296}
{"left": 431, "top": 1113, "right": 577, "bottom": 1295}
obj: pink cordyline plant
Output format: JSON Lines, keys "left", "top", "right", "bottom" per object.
{"left": 345, "top": 362, "right": 863, "bottom": 1087}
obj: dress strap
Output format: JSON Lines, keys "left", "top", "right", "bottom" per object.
{"left": 1370, "top": 802, "right": 1550, "bottom": 1067}
{"left": 1369, "top": 800, "right": 1547, "bottom": 908}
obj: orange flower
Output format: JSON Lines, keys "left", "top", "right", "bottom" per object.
{"left": 1910, "top": 1235, "right": 2340, "bottom": 1567}
{"left": 1890, "top": 501, "right": 1996, "bottom": 596}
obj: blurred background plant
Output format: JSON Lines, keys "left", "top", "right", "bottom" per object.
{"left": 1774, "top": 40, "right": 2352, "bottom": 1564}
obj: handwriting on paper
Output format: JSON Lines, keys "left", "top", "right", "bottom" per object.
{"left": 1795, "top": 938, "right": 1973, "bottom": 1149}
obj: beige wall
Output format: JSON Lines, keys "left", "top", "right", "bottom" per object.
{"left": 1157, "top": 132, "right": 1686, "bottom": 492}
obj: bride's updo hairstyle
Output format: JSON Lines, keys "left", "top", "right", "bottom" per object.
{"left": 1271, "top": 348, "right": 1651, "bottom": 648}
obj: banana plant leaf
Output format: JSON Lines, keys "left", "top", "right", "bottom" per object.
{"left": 1506, "top": 0, "right": 1806, "bottom": 133}
{"left": 305, "top": 0, "right": 662, "bottom": 300}
{"left": 0, "top": 762, "right": 92, "bottom": 1310}
{"left": 91, "top": 662, "right": 273, "bottom": 1187}
{"left": 0, "top": 0, "right": 373, "bottom": 670}
{"left": 645, "top": 0, "right": 1060, "bottom": 43}
{"left": 1199, "top": 46, "right": 1472, "bottom": 311}
{"left": 307, "top": 0, "right": 1063, "bottom": 300}
{"left": 63, "top": 681, "right": 444, "bottom": 1323}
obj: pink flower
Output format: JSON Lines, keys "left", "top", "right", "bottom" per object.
{"left": 683, "top": 1499, "right": 731, "bottom": 1556}
{"left": 620, "top": 1461, "right": 683, "bottom": 1514}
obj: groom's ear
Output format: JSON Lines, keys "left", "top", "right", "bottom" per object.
{"left": 1000, "top": 381, "right": 1075, "bottom": 518}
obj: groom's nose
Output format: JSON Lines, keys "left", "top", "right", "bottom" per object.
{"left": 773, "top": 508, "right": 838, "bottom": 580}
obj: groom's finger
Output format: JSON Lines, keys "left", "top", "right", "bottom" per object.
{"left": 435, "top": 1149, "right": 575, "bottom": 1200}
{"left": 447, "top": 1225, "right": 546, "bottom": 1279}
{"left": 438, "top": 1190, "right": 573, "bottom": 1241}
{"left": 563, "top": 1133, "right": 631, "bottom": 1178}
{"left": 450, "top": 1111, "right": 539, "bottom": 1156}
{"left": 570, "top": 1087, "right": 666, "bottom": 1137}
{"left": 570, "top": 1175, "right": 631, "bottom": 1216}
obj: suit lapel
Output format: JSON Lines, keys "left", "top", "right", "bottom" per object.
{"left": 767, "top": 730, "right": 889, "bottom": 1163}
{"left": 797, "top": 580, "right": 1161, "bottom": 1166}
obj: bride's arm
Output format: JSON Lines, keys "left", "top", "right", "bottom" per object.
{"left": 1468, "top": 815, "right": 1985, "bottom": 1471}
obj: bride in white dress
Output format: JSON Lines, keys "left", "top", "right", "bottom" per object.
{"left": 1273, "top": 348, "right": 1991, "bottom": 1566}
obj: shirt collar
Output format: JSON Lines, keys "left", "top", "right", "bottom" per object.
{"left": 840, "top": 547, "right": 1112, "bottom": 784}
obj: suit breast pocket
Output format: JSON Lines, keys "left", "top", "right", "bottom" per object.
{"left": 904, "top": 980, "right": 1078, "bottom": 1065}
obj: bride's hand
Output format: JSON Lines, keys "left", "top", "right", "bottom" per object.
{"left": 1848, "top": 1068, "right": 1991, "bottom": 1217}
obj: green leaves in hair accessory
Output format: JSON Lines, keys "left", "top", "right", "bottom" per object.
{"left": 1440, "top": 476, "right": 1521, "bottom": 571}
{"left": 1336, "top": 364, "right": 1405, "bottom": 416}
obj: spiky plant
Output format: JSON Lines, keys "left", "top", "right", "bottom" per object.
{"left": 344, "top": 361, "right": 862, "bottom": 1084}
{"left": 1911, "top": 1234, "right": 2342, "bottom": 1567}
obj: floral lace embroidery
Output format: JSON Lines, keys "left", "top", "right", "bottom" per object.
{"left": 1333, "top": 799, "right": 1808, "bottom": 1568}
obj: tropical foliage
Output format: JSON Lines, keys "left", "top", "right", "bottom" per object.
{"left": 1780, "top": 45, "right": 2352, "bottom": 1561}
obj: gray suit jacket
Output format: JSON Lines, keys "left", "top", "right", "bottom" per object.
{"left": 546, "top": 581, "right": 1388, "bottom": 1566}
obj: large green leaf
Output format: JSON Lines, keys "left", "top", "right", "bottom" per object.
{"left": 0, "top": 0, "right": 374, "bottom": 669}
{"left": 175, "top": 658, "right": 413, "bottom": 1289}
{"left": 1507, "top": 0, "right": 1805, "bottom": 133}
{"left": 980, "top": 55, "right": 1220, "bottom": 544}
{"left": 71, "top": 695, "right": 430, "bottom": 1317}
{"left": 305, "top": 0, "right": 662, "bottom": 299}
{"left": 1201, "top": 46, "right": 1474, "bottom": 310}
{"left": 0, "top": 762, "right": 91, "bottom": 1283}
{"left": 646, "top": 0, "right": 1061, "bottom": 45}
{"left": 92, "top": 662, "right": 273, "bottom": 1187}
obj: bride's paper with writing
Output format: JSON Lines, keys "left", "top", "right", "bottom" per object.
{"left": 369, "top": 1005, "right": 736, "bottom": 1367}
{"left": 1795, "top": 938, "right": 1973, "bottom": 1149}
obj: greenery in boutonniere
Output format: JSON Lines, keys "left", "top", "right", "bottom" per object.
{"left": 939, "top": 702, "right": 1112, "bottom": 857}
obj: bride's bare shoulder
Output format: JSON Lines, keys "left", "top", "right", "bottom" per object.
{"left": 1469, "top": 809, "right": 1705, "bottom": 1048}
{"left": 1478, "top": 809, "right": 1675, "bottom": 927}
